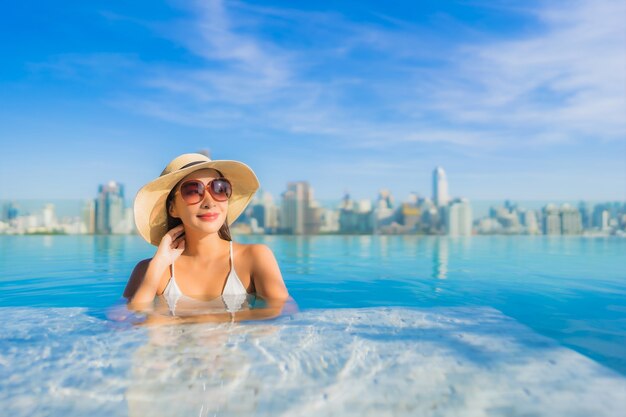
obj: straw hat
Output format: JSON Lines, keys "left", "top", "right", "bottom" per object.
{"left": 134, "top": 153, "right": 259, "bottom": 245}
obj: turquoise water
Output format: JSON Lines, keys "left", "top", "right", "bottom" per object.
{"left": 1, "top": 235, "right": 625, "bottom": 416}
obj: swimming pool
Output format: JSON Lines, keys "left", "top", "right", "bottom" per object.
{"left": 1, "top": 235, "right": 625, "bottom": 416}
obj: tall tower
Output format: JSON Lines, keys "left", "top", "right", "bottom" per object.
{"left": 446, "top": 198, "right": 473, "bottom": 236}
{"left": 95, "top": 181, "right": 125, "bottom": 234}
{"left": 280, "top": 181, "right": 320, "bottom": 234}
{"left": 432, "top": 167, "right": 449, "bottom": 208}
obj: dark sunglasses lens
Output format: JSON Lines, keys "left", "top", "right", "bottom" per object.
{"left": 210, "top": 179, "right": 232, "bottom": 201}
{"left": 180, "top": 181, "right": 204, "bottom": 203}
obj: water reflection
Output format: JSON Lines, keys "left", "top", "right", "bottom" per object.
{"left": 42, "top": 235, "right": 53, "bottom": 248}
{"left": 280, "top": 236, "right": 313, "bottom": 274}
{"left": 93, "top": 235, "right": 127, "bottom": 265}
{"left": 378, "top": 235, "right": 389, "bottom": 259}
{"left": 359, "top": 235, "right": 372, "bottom": 259}
{"left": 433, "top": 238, "right": 449, "bottom": 280}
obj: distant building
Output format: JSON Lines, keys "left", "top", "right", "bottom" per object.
{"left": 432, "top": 167, "right": 449, "bottom": 208}
{"left": 3, "top": 202, "right": 19, "bottom": 222}
{"left": 600, "top": 210, "right": 610, "bottom": 231}
{"left": 95, "top": 181, "right": 125, "bottom": 234}
{"left": 338, "top": 193, "right": 374, "bottom": 234}
{"left": 249, "top": 189, "right": 279, "bottom": 233}
{"left": 377, "top": 189, "right": 394, "bottom": 209}
{"left": 578, "top": 201, "right": 593, "bottom": 229}
{"left": 113, "top": 207, "right": 135, "bottom": 234}
{"left": 542, "top": 203, "right": 583, "bottom": 235}
{"left": 280, "top": 182, "right": 320, "bottom": 234}
{"left": 446, "top": 198, "right": 473, "bottom": 236}
{"left": 374, "top": 189, "right": 397, "bottom": 232}
{"left": 400, "top": 203, "right": 421, "bottom": 230}
{"left": 42, "top": 204, "right": 57, "bottom": 229}
{"left": 521, "top": 209, "right": 539, "bottom": 234}
{"left": 197, "top": 149, "right": 211, "bottom": 158}
{"left": 82, "top": 200, "right": 96, "bottom": 234}
{"left": 543, "top": 204, "right": 561, "bottom": 235}
{"left": 319, "top": 207, "right": 340, "bottom": 233}
{"left": 560, "top": 204, "right": 582, "bottom": 235}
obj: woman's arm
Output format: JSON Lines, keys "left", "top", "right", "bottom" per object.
{"left": 124, "top": 225, "right": 186, "bottom": 309}
{"left": 136, "top": 296, "right": 295, "bottom": 326}
{"left": 125, "top": 257, "right": 170, "bottom": 309}
{"left": 249, "top": 244, "right": 289, "bottom": 301}
{"left": 123, "top": 258, "right": 151, "bottom": 300}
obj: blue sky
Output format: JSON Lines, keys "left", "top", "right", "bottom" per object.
{"left": 1, "top": 0, "right": 625, "bottom": 203}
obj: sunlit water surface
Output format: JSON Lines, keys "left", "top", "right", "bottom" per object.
{"left": 1, "top": 235, "right": 625, "bottom": 416}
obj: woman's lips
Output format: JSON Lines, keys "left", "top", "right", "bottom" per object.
{"left": 197, "top": 213, "right": 219, "bottom": 221}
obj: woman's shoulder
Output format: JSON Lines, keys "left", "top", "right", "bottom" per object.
{"left": 123, "top": 258, "right": 171, "bottom": 299}
{"left": 232, "top": 241, "right": 287, "bottom": 299}
{"left": 232, "top": 242, "right": 276, "bottom": 263}
{"left": 123, "top": 258, "right": 152, "bottom": 299}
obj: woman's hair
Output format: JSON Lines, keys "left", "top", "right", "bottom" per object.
{"left": 165, "top": 172, "right": 232, "bottom": 242}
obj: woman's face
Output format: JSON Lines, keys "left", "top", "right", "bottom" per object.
{"left": 169, "top": 168, "right": 229, "bottom": 235}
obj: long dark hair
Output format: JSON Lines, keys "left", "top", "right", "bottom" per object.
{"left": 165, "top": 176, "right": 232, "bottom": 242}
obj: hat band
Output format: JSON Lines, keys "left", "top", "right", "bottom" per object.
{"left": 179, "top": 161, "right": 206, "bottom": 170}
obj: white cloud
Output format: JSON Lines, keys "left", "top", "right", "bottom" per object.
{"left": 105, "top": 0, "right": 625, "bottom": 150}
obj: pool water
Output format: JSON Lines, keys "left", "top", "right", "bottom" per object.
{"left": 1, "top": 235, "right": 625, "bottom": 416}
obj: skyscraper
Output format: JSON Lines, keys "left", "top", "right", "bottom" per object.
{"left": 95, "top": 181, "right": 125, "bottom": 234}
{"left": 280, "top": 182, "right": 320, "bottom": 234}
{"left": 446, "top": 198, "right": 473, "bottom": 236}
{"left": 561, "top": 204, "right": 582, "bottom": 235}
{"left": 250, "top": 189, "right": 279, "bottom": 233}
{"left": 42, "top": 204, "right": 57, "bottom": 229}
{"left": 543, "top": 204, "right": 561, "bottom": 235}
{"left": 82, "top": 200, "right": 96, "bottom": 234}
{"left": 2, "top": 202, "right": 19, "bottom": 222}
{"left": 432, "top": 167, "right": 449, "bottom": 208}
{"left": 521, "top": 209, "right": 539, "bottom": 234}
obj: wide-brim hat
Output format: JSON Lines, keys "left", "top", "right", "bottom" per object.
{"left": 134, "top": 153, "right": 259, "bottom": 246}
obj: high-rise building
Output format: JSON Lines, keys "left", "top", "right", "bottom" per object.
{"left": 578, "top": 201, "right": 593, "bottom": 229}
{"left": 319, "top": 208, "right": 340, "bottom": 233}
{"left": 377, "top": 189, "right": 394, "bottom": 209}
{"left": 113, "top": 207, "right": 135, "bottom": 234}
{"left": 601, "top": 210, "right": 610, "bottom": 230}
{"left": 521, "top": 209, "right": 539, "bottom": 234}
{"left": 432, "top": 167, "right": 449, "bottom": 208}
{"left": 446, "top": 198, "right": 473, "bottom": 236}
{"left": 338, "top": 193, "right": 374, "bottom": 234}
{"left": 82, "top": 200, "right": 96, "bottom": 234}
{"left": 250, "top": 189, "right": 279, "bottom": 233}
{"left": 3, "top": 202, "right": 19, "bottom": 222}
{"left": 561, "top": 204, "right": 582, "bottom": 235}
{"left": 543, "top": 204, "right": 561, "bottom": 235}
{"left": 280, "top": 182, "right": 320, "bottom": 234}
{"left": 42, "top": 204, "right": 57, "bottom": 229}
{"left": 95, "top": 181, "right": 125, "bottom": 234}
{"left": 400, "top": 193, "right": 420, "bottom": 230}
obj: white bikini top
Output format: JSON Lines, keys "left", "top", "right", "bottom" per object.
{"left": 161, "top": 241, "right": 250, "bottom": 316}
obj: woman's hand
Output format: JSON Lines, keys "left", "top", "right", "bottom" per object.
{"left": 125, "top": 225, "right": 186, "bottom": 307}
{"left": 154, "top": 225, "right": 186, "bottom": 266}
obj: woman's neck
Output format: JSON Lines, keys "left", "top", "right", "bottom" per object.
{"left": 182, "top": 230, "right": 229, "bottom": 260}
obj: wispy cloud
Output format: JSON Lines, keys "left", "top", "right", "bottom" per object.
{"left": 420, "top": 0, "right": 626, "bottom": 141}
{"left": 36, "top": 0, "right": 624, "bottom": 153}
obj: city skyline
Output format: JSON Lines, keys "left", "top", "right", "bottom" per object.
{"left": 2, "top": 166, "right": 624, "bottom": 237}
{"left": 1, "top": 0, "right": 625, "bottom": 203}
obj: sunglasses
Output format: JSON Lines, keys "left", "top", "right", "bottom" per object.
{"left": 178, "top": 178, "right": 232, "bottom": 205}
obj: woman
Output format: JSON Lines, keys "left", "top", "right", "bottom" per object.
{"left": 124, "top": 153, "right": 289, "bottom": 323}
